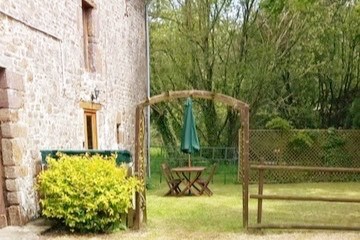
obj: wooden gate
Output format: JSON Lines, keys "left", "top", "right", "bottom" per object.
{"left": 133, "top": 90, "right": 250, "bottom": 229}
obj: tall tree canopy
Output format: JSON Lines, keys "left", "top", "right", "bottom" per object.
{"left": 149, "top": 0, "right": 360, "bottom": 147}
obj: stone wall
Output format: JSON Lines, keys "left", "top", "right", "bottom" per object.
{"left": 0, "top": 0, "right": 147, "bottom": 226}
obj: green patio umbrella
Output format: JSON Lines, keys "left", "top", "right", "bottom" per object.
{"left": 180, "top": 98, "right": 200, "bottom": 167}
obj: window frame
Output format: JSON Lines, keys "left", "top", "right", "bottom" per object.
{"left": 81, "top": 0, "right": 95, "bottom": 71}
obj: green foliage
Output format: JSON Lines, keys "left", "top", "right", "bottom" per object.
{"left": 260, "top": 0, "right": 286, "bottom": 15}
{"left": 288, "top": 131, "right": 314, "bottom": 152}
{"left": 265, "top": 117, "right": 293, "bottom": 131}
{"left": 349, "top": 98, "right": 360, "bottom": 129}
{"left": 36, "top": 154, "right": 143, "bottom": 233}
{"left": 322, "top": 128, "right": 350, "bottom": 167}
{"left": 150, "top": 0, "right": 360, "bottom": 144}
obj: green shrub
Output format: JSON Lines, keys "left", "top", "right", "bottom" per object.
{"left": 349, "top": 98, "right": 360, "bottom": 128}
{"left": 288, "top": 131, "right": 315, "bottom": 153}
{"left": 265, "top": 117, "right": 293, "bottom": 131}
{"left": 322, "top": 128, "right": 351, "bottom": 167}
{"left": 36, "top": 154, "right": 143, "bottom": 233}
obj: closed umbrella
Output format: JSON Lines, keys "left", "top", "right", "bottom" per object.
{"left": 180, "top": 98, "right": 200, "bottom": 167}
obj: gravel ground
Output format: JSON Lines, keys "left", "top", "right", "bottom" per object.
{"left": 39, "top": 229, "right": 360, "bottom": 240}
{"left": 2, "top": 218, "right": 359, "bottom": 240}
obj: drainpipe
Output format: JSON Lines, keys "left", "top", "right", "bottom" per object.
{"left": 145, "top": 2, "right": 151, "bottom": 178}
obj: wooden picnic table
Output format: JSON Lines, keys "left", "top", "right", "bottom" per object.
{"left": 171, "top": 166, "right": 206, "bottom": 196}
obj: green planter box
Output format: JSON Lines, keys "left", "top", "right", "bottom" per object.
{"left": 40, "top": 149, "right": 132, "bottom": 166}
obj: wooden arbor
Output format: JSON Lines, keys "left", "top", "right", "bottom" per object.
{"left": 133, "top": 90, "right": 250, "bottom": 229}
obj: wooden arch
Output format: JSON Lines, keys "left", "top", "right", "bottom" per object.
{"left": 133, "top": 90, "right": 250, "bottom": 229}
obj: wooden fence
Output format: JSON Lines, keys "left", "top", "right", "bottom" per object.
{"left": 151, "top": 129, "right": 360, "bottom": 183}
{"left": 242, "top": 129, "right": 360, "bottom": 230}
{"left": 248, "top": 129, "right": 360, "bottom": 183}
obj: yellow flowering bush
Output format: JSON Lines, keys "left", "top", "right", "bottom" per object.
{"left": 36, "top": 153, "right": 142, "bottom": 232}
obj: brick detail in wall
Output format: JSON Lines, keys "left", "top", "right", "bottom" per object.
{"left": 0, "top": 215, "right": 7, "bottom": 228}
{"left": 7, "top": 206, "right": 25, "bottom": 226}
{"left": 0, "top": 89, "right": 24, "bottom": 109}
{"left": 4, "top": 166, "right": 28, "bottom": 179}
{"left": 0, "top": 109, "right": 19, "bottom": 122}
{"left": 5, "top": 179, "right": 19, "bottom": 192}
{"left": 1, "top": 138, "right": 25, "bottom": 166}
{"left": 0, "top": 69, "right": 26, "bottom": 227}
{"left": 0, "top": 71, "right": 24, "bottom": 91}
{"left": 7, "top": 192, "right": 21, "bottom": 205}
{"left": 1, "top": 123, "right": 27, "bottom": 138}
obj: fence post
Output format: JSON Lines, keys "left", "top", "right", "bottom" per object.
{"left": 241, "top": 106, "right": 250, "bottom": 229}
{"left": 257, "top": 157, "right": 265, "bottom": 224}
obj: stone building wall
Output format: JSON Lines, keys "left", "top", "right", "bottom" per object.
{"left": 0, "top": 0, "right": 147, "bottom": 226}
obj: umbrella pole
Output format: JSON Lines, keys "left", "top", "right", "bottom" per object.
{"left": 188, "top": 154, "right": 191, "bottom": 167}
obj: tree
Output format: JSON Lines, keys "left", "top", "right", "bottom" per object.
{"left": 150, "top": 0, "right": 248, "bottom": 146}
{"left": 149, "top": 0, "right": 360, "bottom": 148}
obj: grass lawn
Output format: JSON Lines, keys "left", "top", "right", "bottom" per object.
{"left": 41, "top": 179, "right": 360, "bottom": 239}
{"left": 147, "top": 179, "right": 243, "bottom": 233}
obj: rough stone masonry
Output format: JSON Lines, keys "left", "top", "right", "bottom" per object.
{"left": 0, "top": 0, "right": 147, "bottom": 227}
